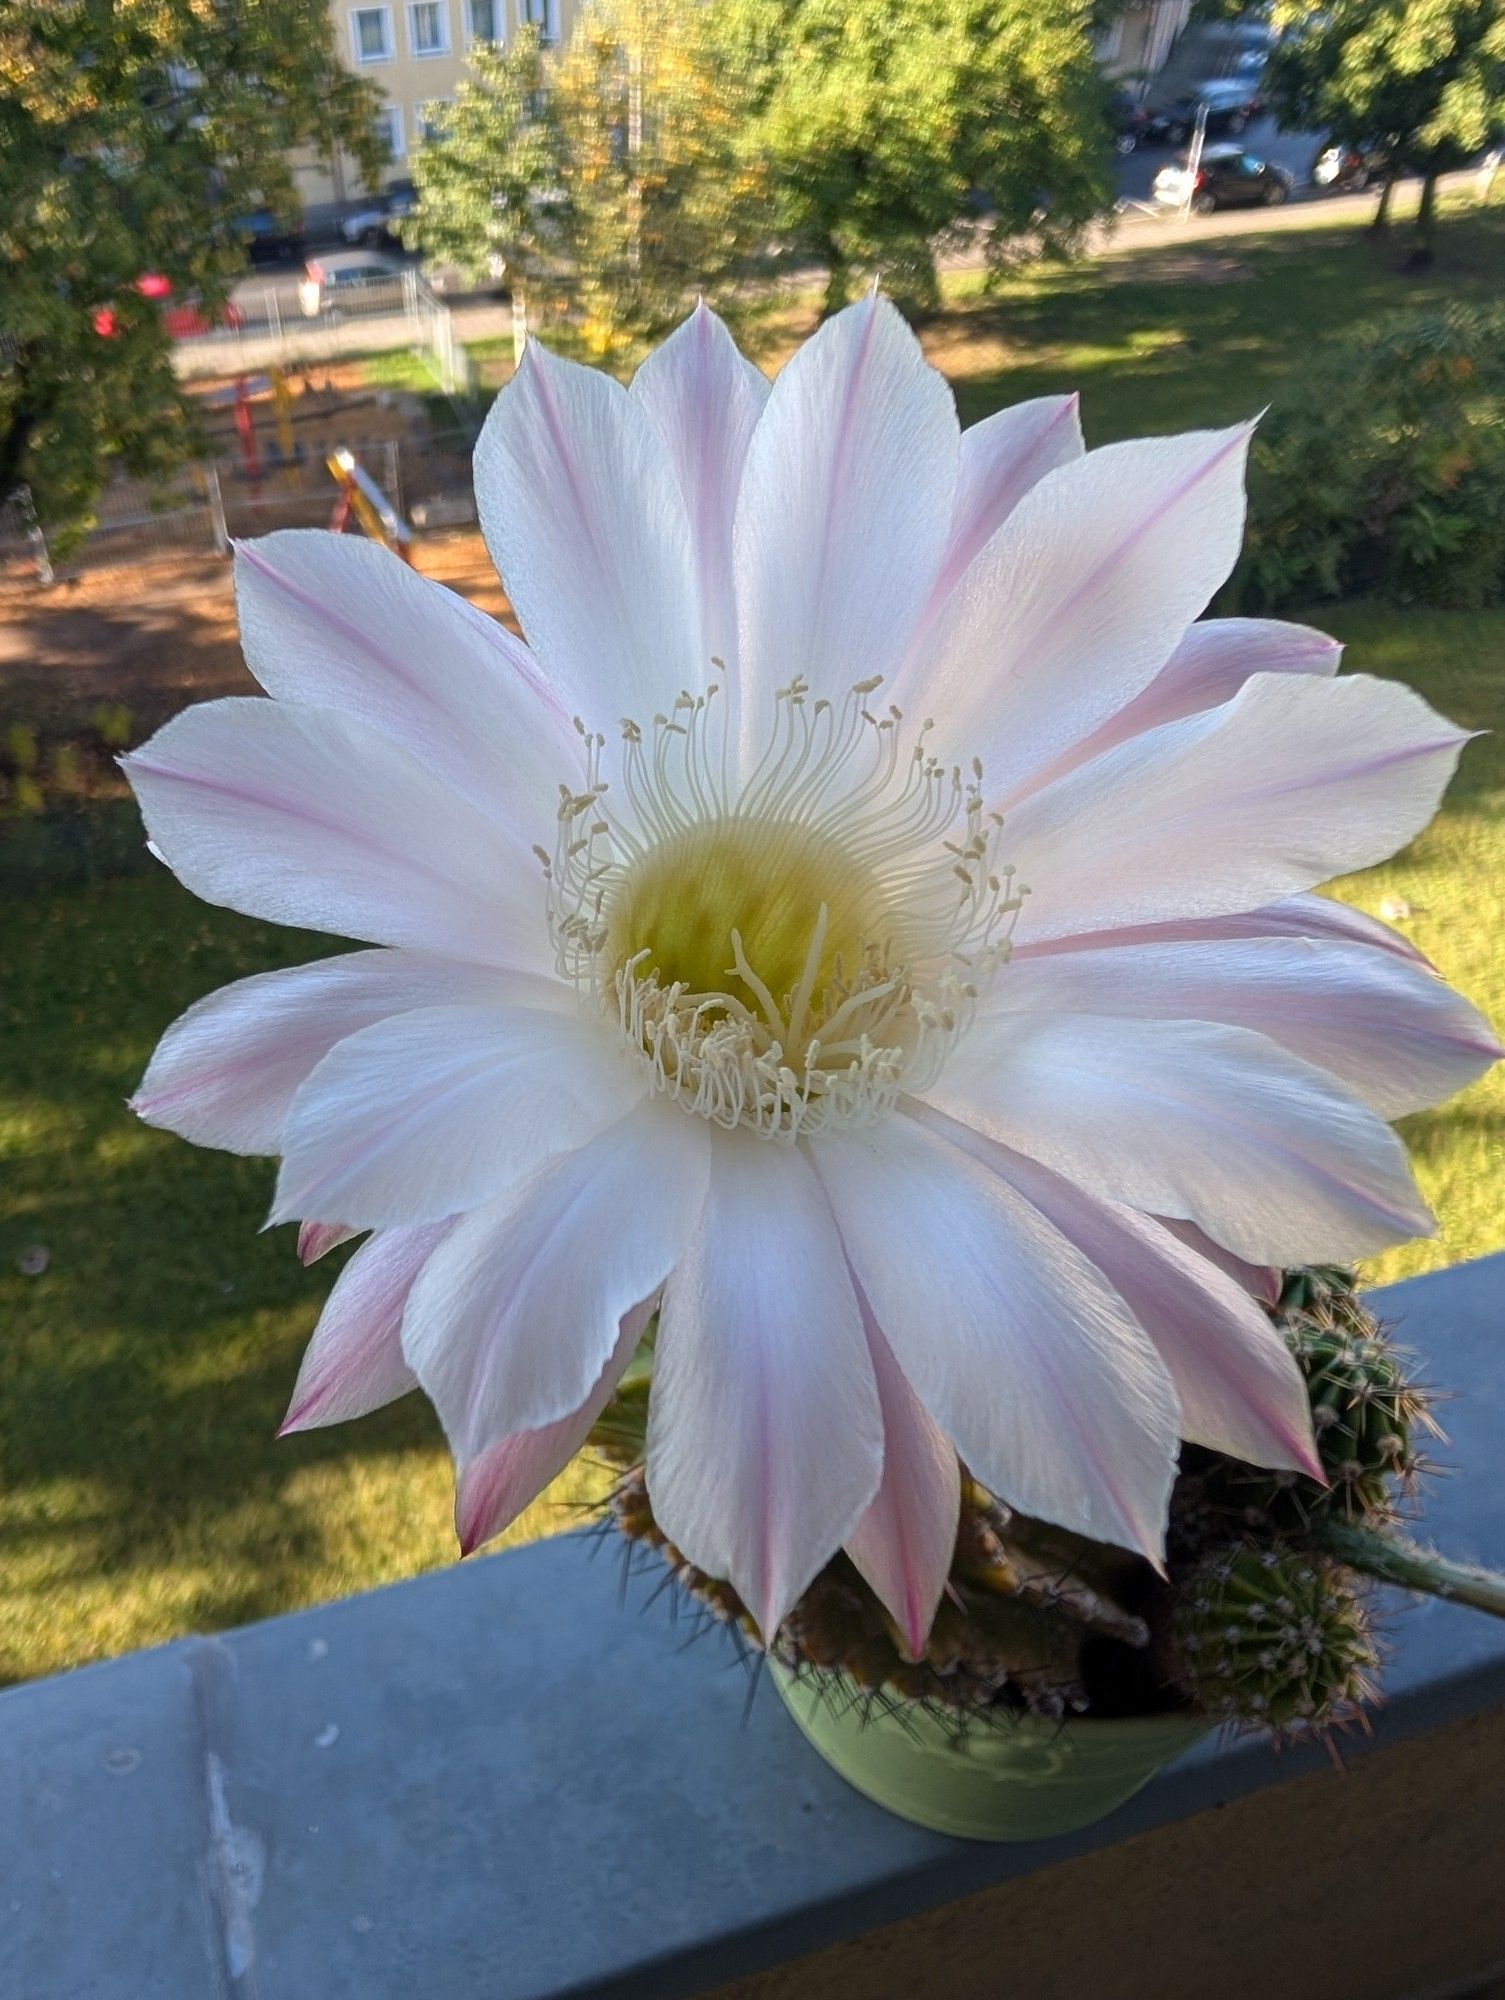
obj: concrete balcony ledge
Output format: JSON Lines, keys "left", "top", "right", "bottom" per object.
{"left": 4, "top": 1255, "right": 1505, "bottom": 2000}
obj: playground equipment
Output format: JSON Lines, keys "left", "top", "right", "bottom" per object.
{"left": 326, "top": 447, "right": 413, "bottom": 561}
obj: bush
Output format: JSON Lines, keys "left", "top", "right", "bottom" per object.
{"left": 1236, "top": 305, "right": 1505, "bottom": 613}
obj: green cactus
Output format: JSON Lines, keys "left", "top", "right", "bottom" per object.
{"left": 1196, "top": 1266, "right": 1433, "bottom": 1531}
{"left": 1169, "top": 1544, "right": 1377, "bottom": 1734}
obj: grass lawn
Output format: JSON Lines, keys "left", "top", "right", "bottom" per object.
{"left": 3, "top": 198, "right": 1502, "bottom": 1685}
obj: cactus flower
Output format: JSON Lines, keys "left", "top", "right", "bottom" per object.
{"left": 124, "top": 298, "right": 1498, "bottom": 1651}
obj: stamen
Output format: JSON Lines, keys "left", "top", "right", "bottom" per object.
{"left": 541, "top": 676, "right": 1025, "bottom": 1140}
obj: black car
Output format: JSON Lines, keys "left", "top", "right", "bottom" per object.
{"left": 238, "top": 207, "right": 306, "bottom": 266}
{"left": 1143, "top": 79, "right": 1264, "bottom": 146}
{"left": 1106, "top": 88, "right": 1149, "bottom": 155}
{"left": 1153, "top": 145, "right": 1295, "bottom": 213}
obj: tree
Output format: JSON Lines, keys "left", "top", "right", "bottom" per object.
{"left": 0, "top": 1, "right": 384, "bottom": 537}
{"left": 405, "top": 29, "right": 564, "bottom": 363}
{"left": 410, "top": 0, "right": 763, "bottom": 364}
{"left": 1262, "top": 0, "right": 1505, "bottom": 262}
{"left": 721, "top": 0, "right": 1113, "bottom": 318}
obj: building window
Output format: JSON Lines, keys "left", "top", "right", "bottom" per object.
{"left": 415, "top": 98, "right": 452, "bottom": 143}
{"left": 373, "top": 102, "right": 406, "bottom": 159}
{"left": 350, "top": 5, "right": 393, "bottom": 62}
{"left": 466, "top": 0, "right": 500, "bottom": 44}
{"left": 407, "top": 0, "right": 450, "bottom": 55}
{"left": 517, "top": 0, "right": 556, "bottom": 47}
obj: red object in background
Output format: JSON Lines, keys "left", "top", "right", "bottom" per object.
{"left": 135, "top": 273, "right": 173, "bottom": 301}
{"left": 233, "top": 376, "right": 263, "bottom": 494}
{"left": 92, "top": 307, "right": 118, "bottom": 338}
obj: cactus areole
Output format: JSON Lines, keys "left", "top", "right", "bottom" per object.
{"left": 122, "top": 299, "right": 1500, "bottom": 1832}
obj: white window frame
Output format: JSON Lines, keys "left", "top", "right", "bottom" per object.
{"left": 516, "top": 0, "right": 557, "bottom": 47}
{"left": 406, "top": 0, "right": 451, "bottom": 57}
{"left": 465, "top": 0, "right": 501, "bottom": 45}
{"left": 349, "top": 4, "right": 394, "bottom": 64}
{"left": 373, "top": 102, "right": 407, "bottom": 159}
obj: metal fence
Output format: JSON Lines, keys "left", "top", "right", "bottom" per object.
{"left": 172, "top": 269, "right": 475, "bottom": 396}
{"left": 1, "top": 426, "right": 482, "bottom": 587}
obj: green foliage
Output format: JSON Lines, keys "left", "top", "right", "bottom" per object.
{"left": 406, "top": 30, "right": 563, "bottom": 304}
{"left": 0, "top": 1, "right": 384, "bottom": 535}
{"left": 90, "top": 701, "right": 134, "bottom": 753}
{"left": 1263, "top": 0, "right": 1505, "bottom": 254}
{"left": 410, "top": 0, "right": 764, "bottom": 362}
{"left": 1237, "top": 304, "right": 1505, "bottom": 612}
{"left": 722, "top": 0, "right": 1113, "bottom": 316}
{"left": 1169, "top": 1545, "right": 1377, "bottom": 1733}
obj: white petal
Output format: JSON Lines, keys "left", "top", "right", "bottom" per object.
{"left": 454, "top": 1299, "right": 653, "bottom": 1554}
{"left": 630, "top": 302, "right": 770, "bottom": 678}
{"left": 903, "top": 425, "right": 1252, "bottom": 800}
{"left": 917, "top": 394, "right": 1083, "bottom": 627}
{"left": 1011, "top": 615, "right": 1341, "bottom": 803}
{"left": 132, "top": 949, "right": 563, "bottom": 1155}
{"left": 404, "top": 1100, "right": 709, "bottom": 1459}
{"left": 233, "top": 532, "right": 580, "bottom": 830}
{"left": 914, "top": 1109, "right": 1317, "bottom": 1476}
{"left": 991, "top": 937, "right": 1500, "bottom": 1119}
{"left": 929, "top": 1012, "right": 1433, "bottom": 1265}
{"left": 298, "top": 1221, "right": 358, "bottom": 1265}
{"left": 474, "top": 340, "right": 702, "bottom": 721}
{"left": 1152, "top": 1217, "right": 1280, "bottom": 1306}
{"left": 1004, "top": 673, "right": 1471, "bottom": 944}
{"left": 1013, "top": 892, "right": 1429, "bottom": 965}
{"left": 123, "top": 699, "right": 554, "bottom": 970}
{"left": 272, "top": 1002, "right": 644, "bottom": 1229}
{"left": 733, "top": 294, "right": 958, "bottom": 743}
{"left": 843, "top": 1294, "right": 960, "bottom": 1659}
{"left": 280, "top": 1221, "right": 452, "bottom": 1433}
{"left": 647, "top": 1132, "right": 883, "bottom": 1640}
{"left": 814, "top": 1114, "right": 1178, "bottom": 1560}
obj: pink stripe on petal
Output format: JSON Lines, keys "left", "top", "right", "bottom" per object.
{"left": 455, "top": 1300, "right": 652, "bottom": 1555}
{"left": 844, "top": 1285, "right": 960, "bottom": 1660}
{"left": 298, "top": 1220, "right": 357, "bottom": 1265}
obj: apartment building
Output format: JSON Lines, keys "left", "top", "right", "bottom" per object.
{"left": 294, "top": 0, "right": 571, "bottom": 218}
{"left": 1097, "top": 0, "right": 1193, "bottom": 82}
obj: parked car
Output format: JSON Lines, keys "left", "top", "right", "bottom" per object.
{"left": 238, "top": 208, "right": 306, "bottom": 267}
{"left": 340, "top": 180, "right": 417, "bottom": 247}
{"left": 1153, "top": 145, "right": 1295, "bottom": 213}
{"left": 1143, "top": 79, "right": 1265, "bottom": 146}
{"left": 297, "top": 250, "right": 406, "bottom": 317}
{"left": 1312, "top": 141, "right": 1387, "bottom": 192}
{"left": 1107, "top": 88, "right": 1149, "bottom": 155}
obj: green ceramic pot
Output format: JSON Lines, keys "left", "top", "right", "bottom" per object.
{"left": 772, "top": 1662, "right": 1209, "bottom": 1842}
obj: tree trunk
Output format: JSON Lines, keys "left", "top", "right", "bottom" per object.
{"left": 820, "top": 234, "right": 849, "bottom": 321}
{"left": 511, "top": 283, "right": 529, "bottom": 367}
{"left": 1410, "top": 166, "right": 1440, "bottom": 267}
{"left": 1368, "top": 166, "right": 1399, "bottom": 236}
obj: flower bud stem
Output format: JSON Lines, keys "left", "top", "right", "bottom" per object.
{"left": 1314, "top": 1519, "right": 1505, "bottom": 1618}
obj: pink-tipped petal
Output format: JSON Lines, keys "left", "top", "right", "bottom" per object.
{"left": 813, "top": 1114, "right": 1178, "bottom": 1564}
{"left": 130, "top": 948, "right": 560, "bottom": 1157}
{"left": 900, "top": 424, "right": 1253, "bottom": 801}
{"left": 630, "top": 301, "right": 770, "bottom": 678}
{"left": 733, "top": 293, "right": 959, "bottom": 739}
{"left": 123, "top": 698, "right": 556, "bottom": 972}
{"left": 915, "top": 1109, "right": 1319, "bottom": 1478}
{"left": 1009, "top": 615, "right": 1341, "bottom": 804}
{"left": 297, "top": 1220, "right": 357, "bottom": 1266}
{"left": 930, "top": 1012, "right": 1434, "bottom": 1266}
{"left": 455, "top": 1299, "right": 654, "bottom": 1555}
{"left": 1153, "top": 1218, "right": 1281, "bottom": 1307}
{"left": 647, "top": 1131, "right": 883, "bottom": 1643}
{"left": 1013, "top": 892, "right": 1430, "bottom": 966}
{"left": 474, "top": 339, "right": 703, "bottom": 722}
{"left": 987, "top": 936, "right": 1500, "bottom": 1120}
{"left": 272, "top": 1002, "right": 646, "bottom": 1230}
{"left": 403, "top": 1100, "right": 709, "bottom": 1460}
{"left": 844, "top": 1292, "right": 960, "bottom": 1659}
{"left": 233, "top": 532, "right": 579, "bottom": 830}
{"left": 917, "top": 393, "right": 1083, "bottom": 625}
{"left": 279, "top": 1220, "right": 452, "bottom": 1434}
{"left": 1004, "top": 672, "right": 1473, "bottom": 945}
